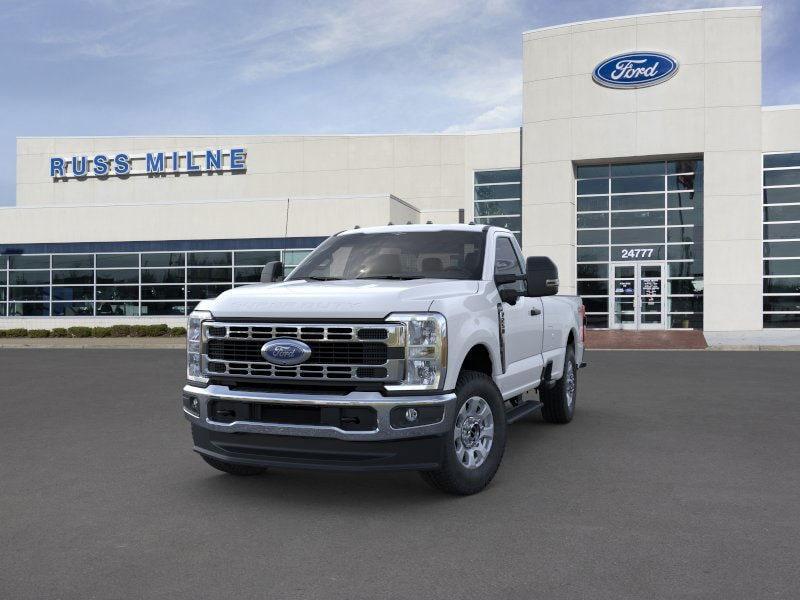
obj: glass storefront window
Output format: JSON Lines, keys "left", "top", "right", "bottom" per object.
{"left": 577, "top": 159, "right": 704, "bottom": 329}
{"left": 96, "top": 269, "right": 139, "bottom": 284}
{"left": 96, "top": 254, "right": 138, "bottom": 268}
{"left": 10, "top": 271, "right": 50, "bottom": 285}
{"left": 52, "top": 254, "right": 93, "bottom": 269}
{"left": 9, "top": 255, "right": 49, "bottom": 269}
{"left": 141, "top": 253, "right": 185, "bottom": 267}
{"left": 474, "top": 169, "right": 522, "bottom": 244}
{"left": 188, "top": 252, "right": 231, "bottom": 266}
{"left": 0, "top": 246, "right": 316, "bottom": 317}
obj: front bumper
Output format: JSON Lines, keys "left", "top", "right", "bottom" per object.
{"left": 183, "top": 384, "right": 457, "bottom": 470}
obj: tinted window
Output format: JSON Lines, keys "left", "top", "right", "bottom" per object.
{"left": 52, "top": 254, "right": 93, "bottom": 269}
{"left": 494, "top": 237, "right": 525, "bottom": 293}
{"left": 141, "top": 253, "right": 185, "bottom": 267}
{"left": 288, "top": 231, "right": 486, "bottom": 281}
{"left": 96, "top": 254, "right": 138, "bottom": 268}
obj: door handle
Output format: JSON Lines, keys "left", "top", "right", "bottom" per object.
{"left": 530, "top": 308, "right": 541, "bottom": 316}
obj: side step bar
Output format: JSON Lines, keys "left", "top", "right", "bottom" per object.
{"left": 506, "top": 400, "right": 543, "bottom": 424}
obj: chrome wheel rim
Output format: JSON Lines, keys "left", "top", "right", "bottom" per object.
{"left": 454, "top": 396, "right": 494, "bottom": 469}
{"left": 565, "top": 361, "right": 576, "bottom": 410}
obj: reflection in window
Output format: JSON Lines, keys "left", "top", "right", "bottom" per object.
{"left": 576, "top": 159, "right": 704, "bottom": 329}
{"left": 763, "top": 153, "right": 800, "bottom": 329}
{"left": 0, "top": 246, "right": 317, "bottom": 318}
{"left": 474, "top": 169, "right": 522, "bottom": 244}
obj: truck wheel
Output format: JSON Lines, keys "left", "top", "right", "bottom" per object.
{"left": 201, "top": 454, "right": 267, "bottom": 476}
{"left": 540, "top": 345, "right": 577, "bottom": 424}
{"left": 420, "top": 370, "right": 507, "bottom": 495}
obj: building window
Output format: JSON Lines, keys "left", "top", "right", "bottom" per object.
{"left": 474, "top": 169, "right": 522, "bottom": 244}
{"left": 576, "top": 159, "right": 704, "bottom": 329}
{"left": 763, "top": 153, "right": 800, "bottom": 328}
{"left": 0, "top": 246, "right": 315, "bottom": 318}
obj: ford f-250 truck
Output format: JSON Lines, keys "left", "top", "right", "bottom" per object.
{"left": 183, "top": 224, "right": 585, "bottom": 495}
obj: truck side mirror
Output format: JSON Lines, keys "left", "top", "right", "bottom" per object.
{"left": 525, "top": 256, "right": 559, "bottom": 297}
{"left": 260, "top": 261, "right": 284, "bottom": 283}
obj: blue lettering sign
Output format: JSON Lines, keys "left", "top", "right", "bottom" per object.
{"left": 114, "top": 153, "right": 130, "bottom": 175}
{"left": 230, "top": 147, "right": 246, "bottom": 170}
{"left": 146, "top": 152, "right": 165, "bottom": 173}
{"left": 593, "top": 52, "right": 678, "bottom": 89}
{"left": 186, "top": 150, "right": 200, "bottom": 172}
{"left": 72, "top": 156, "right": 88, "bottom": 177}
{"left": 93, "top": 154, "right": 109, "bottom": 176}
{"left": 50, "top": 157, "right": 65, "bottom": 177}
{"left": 205, "top": 149, "right": 222, "bottom": 170}
{"left": 49, "top": 147, "right": 246, "bottom": 179}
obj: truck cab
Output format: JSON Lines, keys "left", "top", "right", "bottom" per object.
{"left": 183, "top": 224, "right": 584, "bottom": 494}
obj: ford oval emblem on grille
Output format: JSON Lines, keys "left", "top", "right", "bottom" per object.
{"left": 261, "top": 339, "right": 312, "bottom": 366}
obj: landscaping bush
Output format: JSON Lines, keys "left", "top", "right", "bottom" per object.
{"left": 28, "top": 329, "right": 51, "bottom": 338}
{"left": 0, "top": 330, "right": 5, "bottom": 338}
{"left": 168, "top": 326, "right": 187, "bottom": 337}
{"left": 67, "top": 326, "right": 92, "bottom": 338}
{"left": 145, "top": 324, "right": 169, "bottom": 337}
{"left": 91, "top": 327, "right": 113, "bottom": 338}
{"left": 130, "top": 325, "right": 148, "bottom": 337}
{"left": 51, "top": 328, "right": 69, "bottom": 337}
{"left": 3, "top": 328, "right": 28, "bottom": 338}
{"left": 109, "top": 324, "right": 132, "bottom": 337}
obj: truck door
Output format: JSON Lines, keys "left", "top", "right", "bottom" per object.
{"left": 493, "top": 234, "right": 545, "bottom": 390}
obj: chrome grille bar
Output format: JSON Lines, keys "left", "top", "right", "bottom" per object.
{"left": 202, "top": 321, "right": 405, "bottom": 383}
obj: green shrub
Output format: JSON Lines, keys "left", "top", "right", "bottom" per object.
{"left": 109, "top": 324, "right": 132, "bottom": 337}
{"left": 28, "top": 329, "right": 51, "bottom": 338}
{"left": 145, "top": 324, "right": 169, "bottom": 337}
{"left": 67, "top": 326, "right": 92, "bottom": 338}
{"left": 130, "top": 325, "right": 148, "bottom": 338}
{"left": 4, "top": 328, "right": 28, "bottom": 338}
{"left": 91, "top": 327, "right": 113, "bottom": 338}
{"left": 0, "top": 329, "right": 5, "bottom": 338}
{"left": 51, "top": 328, "right": 69, "bottom": 338}
{"left": 168, "top": 326, "right": 187, "bottom": 337}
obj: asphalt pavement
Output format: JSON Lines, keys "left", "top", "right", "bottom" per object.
{"left": 1, "top": 349, "right": 798, "bottom": 599}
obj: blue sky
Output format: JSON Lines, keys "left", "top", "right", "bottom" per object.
{"left": 1, "top": 0, "right": 798, "bottom": 206}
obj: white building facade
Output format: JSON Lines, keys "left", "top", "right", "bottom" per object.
{"left": 2, "top": 6, "right": 799, "bottom": 338}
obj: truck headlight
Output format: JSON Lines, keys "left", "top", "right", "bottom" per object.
{"left": 187, "top": 310, "right": 211, "bottom": 384}
{"left": 386, "top": 313, "right": 447, "bottom": 391}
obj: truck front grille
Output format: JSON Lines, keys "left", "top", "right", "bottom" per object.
{"left": 202, "top": 322, "right": 405, "bottom": 383}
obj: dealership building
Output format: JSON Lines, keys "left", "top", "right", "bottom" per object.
{"left": 2, "top": 6, "right": 799, "bottom": 341}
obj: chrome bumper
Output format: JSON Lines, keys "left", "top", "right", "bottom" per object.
{"left": 183, "top": 384, "right": 457, "bottom": 441}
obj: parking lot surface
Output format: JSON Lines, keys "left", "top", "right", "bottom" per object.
{"left": 1, "top": 349, "right": 798, "bottom": 599}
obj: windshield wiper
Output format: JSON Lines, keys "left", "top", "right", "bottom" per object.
{"left": 356, "top": 275, "right": 425, "bottom": 280}
{"left": 304, "top": 276, "right": 342, "bottom": 281}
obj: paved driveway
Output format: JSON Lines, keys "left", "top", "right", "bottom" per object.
{"left": 1, "top": 350, "right": 798, "bottom": 599}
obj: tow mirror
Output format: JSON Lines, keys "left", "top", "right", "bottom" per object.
{"left": 494, "top": 273, "right": 522, "bottom": 305}
{"left": 260, "top": 261, "right": 284, "bottom": 283}
{"left": 525, "top": 256, "right": 559, "bottom": 297}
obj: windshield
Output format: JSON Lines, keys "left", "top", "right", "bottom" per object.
{"left": 286, "top": 230, "right": 486, "bottom": 281}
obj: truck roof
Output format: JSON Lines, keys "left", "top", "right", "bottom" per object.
{"left": 338, "top": 224, "right": 510, "bottom": 236}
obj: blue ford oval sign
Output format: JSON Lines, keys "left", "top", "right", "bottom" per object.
{"left": 593, "top": 52, "right": 678, "bottom": 89}
{"left": 261, "top": 339, "right": 312, "bottom": 366}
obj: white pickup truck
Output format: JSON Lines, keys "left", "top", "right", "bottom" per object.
{"left": 183, "top": 224, "right": 585, "bottom": 494}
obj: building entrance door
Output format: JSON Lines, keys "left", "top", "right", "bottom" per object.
{"left": 610, "top": 262, "right": 666, "bottom": 330}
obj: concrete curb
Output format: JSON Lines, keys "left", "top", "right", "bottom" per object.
{"left": 0, "top": 338, "right": 186, "bottom": 349}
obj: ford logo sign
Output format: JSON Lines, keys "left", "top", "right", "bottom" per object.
{"left": 261, "top": 339, "right": 312, "bottom": 366}
{"left": 593, "top": 52, "right": 678, "bottom": 89}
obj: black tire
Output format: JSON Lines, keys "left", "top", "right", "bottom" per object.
{"left": 540, "top": 345, "right": 577, "bottom": 424}
{"left": 201, "top": 454, "right": 267, "bottom": 476}
{"left": 420, "top": 370, "right": 507, "bottom": 495}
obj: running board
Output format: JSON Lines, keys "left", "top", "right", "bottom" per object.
{"left": 506, "top": 400, "right": 543, "bottom": 424}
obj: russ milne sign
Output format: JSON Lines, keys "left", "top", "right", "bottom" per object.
{"left": 49, "top": 148, "right": 246, "bottom": 179}
{"left": 592, "top": 52, "right": 678, "bottom": 89}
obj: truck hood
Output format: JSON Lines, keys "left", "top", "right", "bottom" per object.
{"left": 207, "top": 279, "right": 480, "bottom": 320}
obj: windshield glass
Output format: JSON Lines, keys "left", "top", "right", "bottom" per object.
{"left": 287, "top": 230, "right": 486, "bottom": 281}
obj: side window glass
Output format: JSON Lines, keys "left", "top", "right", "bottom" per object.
{"left": 494, "top": 237, "right": 525, "bottom": 293}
